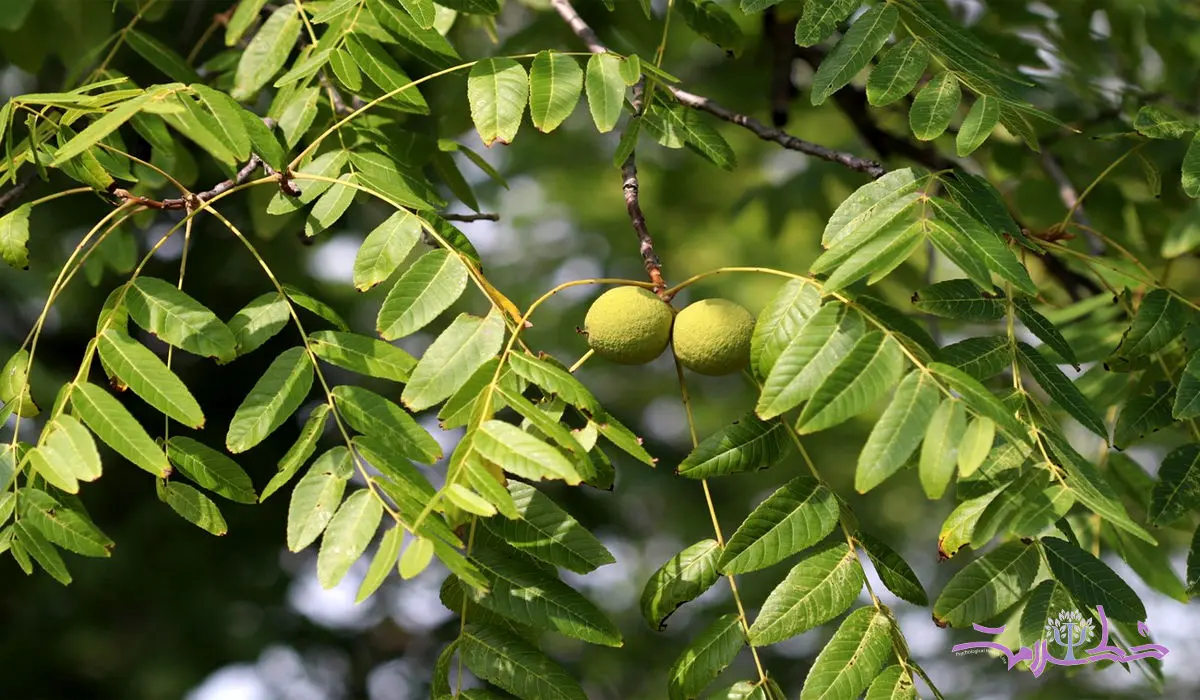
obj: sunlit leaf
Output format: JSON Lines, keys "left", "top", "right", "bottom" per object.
{"left": 309, "top": 330, "right": 417, "bottom": 382}
{"left": 857, "top": 371, "right": 940, "bottom": 493}
{"left": 676, "top": 414, "right": 789, "bottom": 479}
{"left": 160, "top": 481, "right": 228, "bottom": 536}
{"left": 751, "top": 279, "right": 822, "bottom": 380}
{"left": 287, "top": 447, "right": 353, "bottom": 551}
{"left": 796, "top": 332, "right": 906, "bottom": 434}
{"left": 799, "top": 606, "right": 892, "bottom": 700}
{"left": 909, "top": 72, "right": 960, "bottom": 141}
{"left": 232, "top": 5, "right": 303, "bottom": 102}
{"left": 1016, "top": 342, "right": 1107, "bottom": 439}
{"left": 932, "top": 541, "right": 1039, "bottom": 627}
{"left": 353, "top": 210, "right": 422, "bottom": 291}
{"left": 71, "top": 382, "right": 169, "bottom": 477}
{"left": 867, "top": 38, "right": 929, "bottom": 106}
{"left": 317, "top": 489, "right": 384, "bottom": 589}
{"left": 262, "top": 403, "right": 330, "bottom": 501}
{"left": 956, "top": 96, "right": 999, "bottom": 156}
{"left": 585, "top": 53, "right": 625, "bottom": 133}
{"left": 226, "top": 347, "right": 313, "bottom": 453}
{"left": 97, "top": 329, "right": 204, "bottom": 429}
{"left": 468, "top": 57, "right": 528, "bottom": 146}
{"left": 748, "top": 542, "right": 863, "bottom": 646}
{"left": 377, "top": 249, "right": 469, "bottom": 340}
{"left": 18, "top": 488, "right": 112, "bottom": 557}
{"left": 402, "top": 311, "right": 505, "bottom": 411}
{"left": 718, "top": 475, "right": 839, "bottom": 574}
{"left": 757, "top": 304, "right": 865, "bottom": 420}
{"left": 481, "top": 482, "right": 615, "bottom": 574}
{"left": 641, "top": 539, "right": 722, "bottom": 630}
{"left": 460, "top": 623, "right": 586, "bottom": 700}
{"left": 127, "top": 278, "right": 237, "bottom": 362}
{"left": 166, "top": 437, "right": 257, "bottom": 504}
{"left": 333, "top": 385, "right": 442, "bottom": 463}
{"left": 811, "top": 5, "right": 898, "bottom": 105}
{"left": 228, "top": 292, "right": 290, "bottom": 357}
{"left": 668, "top": 613, "right": 745, "bottom": 700}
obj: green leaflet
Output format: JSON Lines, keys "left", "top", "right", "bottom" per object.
{"left": 226, "top": 347, "right": 314, "bottom": 453}
{"left": 867, "top": 38, "right": 930, "bottom": 106}
{"left": 16, "top": 520, "right": 71, "bottom": 584}
{"left": 912, "top": 280, "right": 1004, "bottom": 322}
{"left": 956, "top": 96, "right": 1000, "bottom": 156}
{"left": 676, "top": 413, "right": 790, "bottom": 479}
{"left": 909, "top": 72, "right": 961, "bottom": 141}
{"left": 18, "top": 488, "right": 112, "bottom": 557}
{"left": 71, "top": 382, "right": 170, "bottom": 477}
{"left": 1149, "top": 444, "right": 1200, "bottom": 526}
{"left": 1040, "top": 536, "right": 1146, "bottom": 622}
{"left": 262, "top": 403, "right": 330, "bottom": 501}
{"left": 127, "top": 278, "right": 237, "bottom": 362}
{"left": 865, "top": 665, "right": 917, "bottom": 700}
{"left": 528, "top": 51, "right": 583, "bottom": 133}
{"left": 920, "top": 398, "right": 965, "bottom": 499}
{"left": 811, "top": 5, "right": 898, "bottom": 105}
{"left": 333, "top": 385, "right": 442, "bottom": 463}
{"left": 402, "top": 310, "right": 505, "bottom": 412}
{"left": 376, "top": 249, "right": 469, "bottom": 340}
{"left": 757, "top": 303, "right": 865, "bottom": 420}
{"left": 35, "top": 414, "right": 101, "bottom": 489}
{"left": 287, "top": 447, "right": 353, "bottom": 551}
{"left": 460, "top": 623, "right": 586, "bottom": 700}
{"left": 309, "top": 330, "right": 417, "bottom": 383}
{"left": 751, "top": 278, "right": 822, "bottom": 381}
{"left": 1016, "top": 342, "right": 1107, "bottom": 440}
{"left": 940, "top": 336, "right": 1010, "bottom": 381}
{"left": 585, "top": 53, "right": 626, "bottom": 134}
{"left": 507, "top": 352, "right": 601, "bottom": 414}
{"left": 956, "top": 417, "right": 995, "bottom": 478}
{"left": 799, "top": 606, "right": 892, "bottom": 700}
{"left": 478, "top": 482, "right": 614, "bottom": 572}
{"left": 1111, "top": 289, "right": 1188, "bottom": 360}
{"left": 1042, "top": 429, "right": 1156, "bottom": 544}
{"left": 748, "top": 542, "right": 863, "bottom": 646}
{"left": 231, "top": 5, "right": 302, "bottom": 102}
{"left": 0, "top": 203, "right": 31, "bottom": 269}
{"left": 641, "top": 539, "right": 722, "bottom": 630}
{"left": 1013, "top": 296, "right": 1078, "bottom": 368}
{"left": 857, "top": 371, "right": 940, "bottom": 493}
{"left": 345, "top": 34, "right": 430, "bottom": 114}
{"left": 929, "top": 196, "right": 1037, "bottom": 294}
{"left": 668, "top": 613, "right": 745, "bottom": 700}
{"left": 160, "top": 481, "right": 228, "bottom": 536}
{"left": 467, "top": 535, "right": 622, "bottom": 647}
{"left": 227, "top": 292, "right": 290, "bottom": 357}
{"left": 473, "top": 420, "right": 582, "bottom": 485}
{"left": 857, "top": 531, "right": 927, "bottom": 605}
{"left": 97, "top": 329, "right": 204, "bottom": 429}
{"left": 1114, "top": 384, "right": 1175, "bottom": 449}
{"left": 928, "top": 362, "right": 1029, "bottom": 443}
{"left": 317, "top": 489, "right": 384, "bottom": 589}
{"left": 356, "top": 525, "right": 403, "bottom": 603}
{"left": 468, "top": 57, "right": 528, "bottom": 146}
{"left": 932, "top": 541, "right": 1039, "bottom": 627}
{"left": 399, "top": 535, "right": 435, "bottom": 579}
{"left": 794, "top": 0, "right": 858, "bottom": 47}
{"left": 796, "top": 331, "right": 906, "bottom": 434}
{"left": 718, "top": 475, "right": 839, "bottom": 574}
{"left": 353, "top": 210, "right": 422, "bottom": 292}
{"left": 166, "top": 437, "right": 257, "bottom": 504}
{"left": 1174, "top": 350, "right": 1200, "bottom": 419}
{"left": 677, "top": 0, "right": 744, "bottom": 54}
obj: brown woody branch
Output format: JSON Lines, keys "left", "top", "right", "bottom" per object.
{"left": 441, "top": 212, "right": 499, "bottom": 222}
{"left": 0, "top": 174, "right": 33, "bottom": 214}
{"left": 109, "top": 153, "right": 298, "bottom": 210}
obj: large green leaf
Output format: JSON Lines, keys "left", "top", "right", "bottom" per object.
{"left": 821, "top": 219, "right": 923, "bottom": 292}
{"left": 344, "top": 34, "right": 429, "bottom": 113}
{"left": 473, "top": 420, "right": 582, "bottom": 485}
{"left": 585, "top": 53, "right": 626, "bottom": 134}
{"left": 756, "top": 304, "right": 865, "bottom": 419}
{"left": 857, "top": 532, "right": 928, "bottom": 605}
{"left": 956, "top": 96, "right": 1000, "bottom": 156}
{"left": 333, "top": 385, "right": 441, "bottom": 463}
{"left": 309, "top": 331, "right": 416, "bottom": 383}
{"left": 351, "top": 150, "right": 444, "bottom": 209}
{"left": 507, "top": 352, "right": 601, "bottom": 414}
{"left": 1113, "top": 385, "right": 1175, "bottom": 449}
{"left": 228, "top": 292, "right": 290, "bottom": 357}
{"left": 822, "top": 168, "right": 929, "bottom": 247}
{"left": 932, "top": 541, "right": 1039, "bottom": 627}
{"left": 668, "top": 613, "right": 745, "bottom": 700}
{"left": 467, "top": 536, "right": 622, "bottom": 646}
{"left": 911, "top": 279, "right": 1004, "bottom": 321}
{"left": 919, "top": 398, "right": 964, "bottom": 499}
{"left": 15, "top": 521, "right": 71, "bottom": 584}
{"left": 1149, "top": 444, "right": 1200, "bottom": 526}
{"left": 376, "top": 249, "right": 469, "bottom": 340}
{"left": 317, "top": 489, "right": 384, "bottom": 589}
{"left": 811, "top": 4, "right": 898, "bottom": 105}
{"left": 1013, "top": 296, "right": 1078, "bottom": 368}
{"left": 353, "top": 210, "right": 422, "bottom": 292}
{"left": 930, "top": 197, "right": 1037, "bottom": 294}
{"left": 226, "top": 347, "right": 314, "bottom": 453}
{"left": 1016, "top": 342, "right": 1106, "bottom": 439}
{"left": 909, "top": 72, "right": 961, "bottom": 141}
{"left": 928, "top": 362, "right": 1028, "bottom": 443}
{"left": 794, "top": 0, "right": 858, "bottom": 47}
{"left": 796, "top": 332, "right": 906, "bottom": 434}
{"left": 1042, "top": 430, "right": 1156, "bottom": 544}
{"left": 166, "top": 437, "right": 256, "bottom": 504}
{"left": 676, "top": 414, "right": 789, "bottom": 479}
{"left": 748, "top": 542, "right": 864, "bottom": 646}
{"left": 459, "top": 623, "right": 586, "bottom": 700}
{"left": 286, "top": 447, "right": 353, "bottom": 551}
{"left": 857, "top": 371, "right": 940, "bottom": 493}
{"left": 18, "top": 488, "right": 112, "bottom": 557}
{"left": 71, "top": 382, "right": 170, "bottom": 477}
{"left": 402, "top": 311, "right": 505, "bottom": 411}
{"left": 97, "top": 329, "right": 204, "bottom": 429}
{"left": 1040, "top": 536, "right": 1146, "bottom": 622}
{"left": 641, "top": 539, "right": 723, "bottom": 630}
{"left": 468, "top": 57, "right": 528, "bottom": 146}
{"left": 528, "top": 51, "right": 583, "bottom": 133}
{"left": 160, "top": 481, "right": 228, "bottom": 536}
{"left": 718, "top": 475, "right": 839, "bottom": 574}
{"left": 231, "top": 5, "right": 303, "bottom": 102}
{"left": 481, "top": 482, "right": 615, "bottom": 574}
{"left": 867, "top": 38, "right": 929, "bottom": 106}
{"left": 940, "top": 336, "right": 1010, "bottom": 381}
{"left": 127, "top": 278, "right": 237, "bottom": 362}
{"left": 1111, "top": 289, "right": 1187, "bottom": 360}
{"left": 799, "top": 606, "right": 892, "bottom": 700}
{"left": 811, "top": 192, "right": 920, "bottom": 275}
{"left": 751, "top": 279, "right": 822, "bottom": 380}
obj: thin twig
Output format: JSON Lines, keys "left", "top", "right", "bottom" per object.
{"left": 0, "top": 174, "right": 33, "bottom": 214}
{"left": 440, "top": 212, "right": 499, "bottom": 222}
{"left": 621, "top": 77, "right": 667, "bottom": 297}
{"left": 1041, "top": 151, "right": 1104, "bottom": 255}
{"left": 109, "top": 153, "right": 298, "bottom": 210}
{"left": 548, "top": 0, "right": 885, "bottom": 177}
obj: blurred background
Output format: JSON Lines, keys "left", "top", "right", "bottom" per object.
{"left": 3, "top": 1, "right": 1200, "bottom": 698}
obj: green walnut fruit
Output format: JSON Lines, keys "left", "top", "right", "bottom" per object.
{"left": 671, "top": 298, "right": 755, "bottom": 376}
{"left": 584, "top": 286, "right": 674, "bottom": 364}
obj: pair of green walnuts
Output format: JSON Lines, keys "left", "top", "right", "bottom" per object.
{"left": 583, "top": 286, "right": 754, "bottom": 375}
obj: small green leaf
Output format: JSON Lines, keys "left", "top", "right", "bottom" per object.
{"left": 127, "top": 278, "right": 237, "bottom": 362}
{"left": 287, "top": 447, "right": 353, "bottom": 551}
{"left": 909, "top": 72, "right": 961, "bottom": 141}
{"left": 811, "top": 5, "right": 898, "bottom": 106}
{"left": 262, "top": 403, "right": 330, "bottom": 501}
{"left": 474, "top": 420, "right": 582, "bottom": 485}
{"left": 940, "top": 336, "right": 1010, "bottom": 381}
{"left": 1149, "top": 444, "right": 1200, "bottom": 526}
{"left": 507, "top": 352, "right": 601, "bottom": 414}
{"left": 857, "top": 531, "right": 927, "bottom": 605}
{"left": 795, "top": 0, "right": 858, "bottom": 47}
{"left": 1175, "top": 350, "right": 1200, "bottom": 420}
{"left": 911, "top": 279, "right": 1004, "bottom": 321}
{"left": 1016, "top": 342, "right": 1107, "bottom": 440}
{"left": 15, "top": 521, "right": 71, "bottom": 584}
{"left": 71, "top": 382, "right": 169, "bottom": 477}
{"left": 459, "top": 623, "right": 586, "bottom": 700}
{"left": 585, "top": 53, "right": 625, "bottom": 133}
{"left": 356, "top": 525, "right": 403, "bottom": 602}
{"left": 18, "top": 488, "right": 112, "bottom": 557}
{"left": 468, "top": 57, "right": 528, "bottom": 147}
{"left": 166, "top": 436, "right": 257, "bottom": 504}
{"left": 748, "top": 542, "right": 863, "bottom": 646}
{"left": 1040, "top": 536, "right": 1146, "bottom": 622}
{"left": 920, "top": 398, "right": 966, "bottom": 499}
{"left": 823, "top": 168, "right": 929, "bottom": 247}
{"left": 751, "top": 279, "right": 822, "bottom": 380}
{"left": 757, "top": 304, "right": 865, "bottom": 420}
{"left": 283, "top": 284, "right": 351, "bottom": 332}
{"left": 929, "top": 362, "right": 1028, "bottom": 443}
{"left": 39, "top": 414, "right": 101, "bottom": 484}
{"left": 799, "top": 606, "right": 892, "bottom": 700}
{"left": 641, "top": 539, "right": 722, "bottom": 630}
{"left": 50, "top": 90, "right": 159, "bottom": 166}
{"left": 309, "top": 331, "right": 417, "bottom": 382}
{"left": 1111, "top": 289, "right": 1187, "bottom": 360}
{"left": 189, "top": 84, "right": 251, "bottom": 159}
{"left": 228, "top": 292, "right": 290, "bottom": 357}
{"left": 867, "top": 38, "right": 929, "bottom": 106}
{"left": 718, "top": 475, "right": 839, "bottom": 574}
{"left": 481, "top": 482, "right": 615, "bottom": 574}
{"left": 956, "top": 417, "right": 995, "bottom": 478}
{"left": 528, "top": 51, "right": 583, "bottom": 133}
{"left": 796, "top": 332, "right": 906, "bottom": 434}
{"left": 225, "top": 0, "right": 269, "bottom": 46}
{"left": 353, "top": 210, "right": 422, "bottom": 291}
{"left": 1133, "top": 105, "right": 1195, "bottom": 139}
{"left": 304, "top": 173, "right": 357, "bottom": 237}
{"left": 857, "top": 371, "right": 940, "bottom": 493}
{"left": 676, "top": 414, "right": 790, "bottom": 479}
{"left": 0, "top": 203, "right": 31, "bottom": 269}
{"left": 1114, "top": 385, "right": 1175, "bottom": 449}
{"left": 668, "top": 613, "right": 745, "bottom": 700}
{"left": 232, "top": 5, "right": 303, "bottom": 102}
{"left": 1042, "top": 430, "right": 1156, "bottom": 545}
{"left": 929, "top": 197, "right": 1037, "bottom": 295}
{"left": 329, "top": 48, "right": 362, "bottom": 91}
{"left": 932, "top": 541, "right": 1039, "bottom": 627}
{"left": 1184, "top": 132, "right": 1200, "bottom": 198}
{"left": 399, "top": 535, "right": 435, "bottom": 578}
{"left": 377, "top": 249, "right": 469, "bottom": 340}
{"left": 226, "top": 347, "right": 313, "bottom": 453}
{"left": 865, "top": 665, "right": 917, "bottom": 700}
{"left": 402, "top": 311, "right": 505, "bottom": 411}
{"left": 956, "top": 96, "right": 1000, "bottom": 156}
{"left": 97, "top": 329, "right": 205, "bottom": 429}
{"left": 1013, "top": 296, "right": 1078, "bottom": 368}
{"left": 160, "top": 481, "right": 228, "bottom": 536}
{"left": 677, "top": 0, "right": 744, "bottom": 54}
{"left": 345, "top": 34, "right": 429, "bottom": 114}
{"left": 334, "top": 385, "right": 442, "bottom": 463}
{"left": 317, "top": 489, "right": 384, "bottom": 589}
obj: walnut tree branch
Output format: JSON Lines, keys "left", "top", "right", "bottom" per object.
{"left": 440, "top": 212, "right": 499, "bottom": 222}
